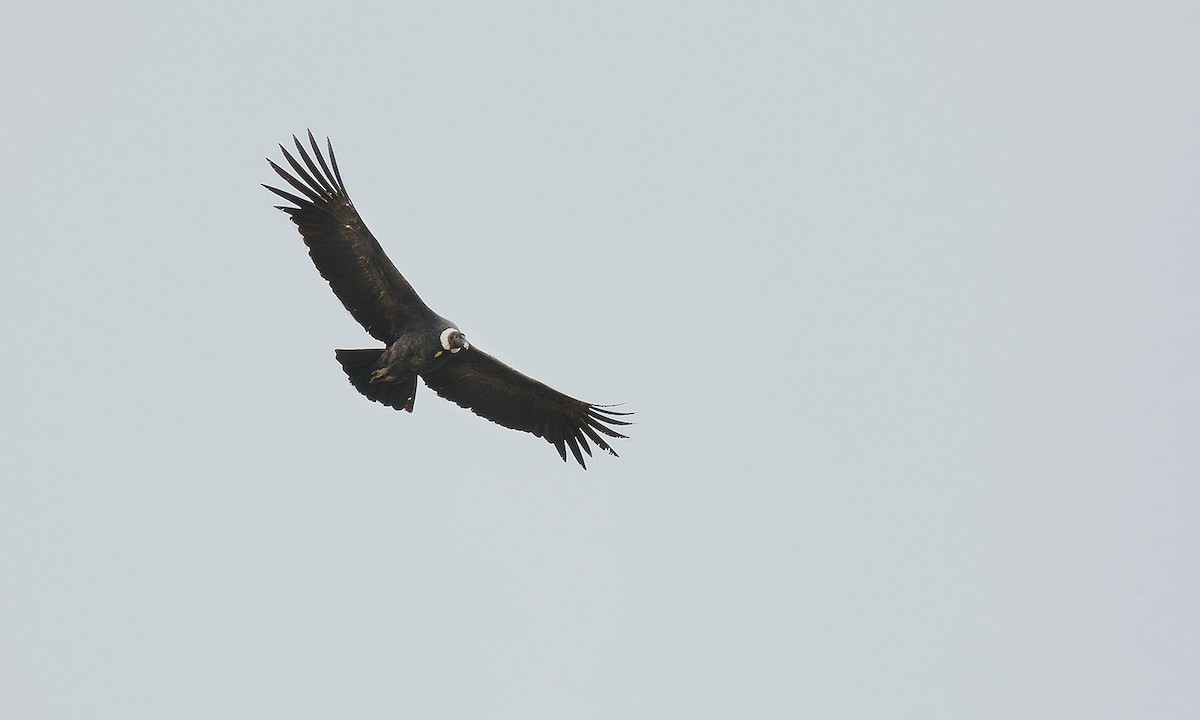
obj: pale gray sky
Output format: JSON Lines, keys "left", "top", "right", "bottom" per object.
{"left": 1, "top": 2, "right": 1197, "bottom": 718}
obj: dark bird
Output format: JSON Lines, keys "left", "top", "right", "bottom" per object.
{"left": 264, "top": 132, "right": 630, "bottom": 468}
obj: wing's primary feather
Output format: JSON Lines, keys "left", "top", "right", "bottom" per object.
{"left": 421, "top": 347, "right": 632, "bottom": 468}
{"left": 264, "top": 131, "right": 431, "bottom": 343}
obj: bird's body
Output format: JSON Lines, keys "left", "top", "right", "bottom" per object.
{"left": 264, "top": 132, "right": 629, "bottom": 467}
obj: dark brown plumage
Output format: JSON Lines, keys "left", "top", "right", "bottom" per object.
{"left": 264, "top": 131, "right": 630, "bottom": 468}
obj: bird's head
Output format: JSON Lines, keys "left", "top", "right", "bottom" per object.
{"left": 439, "top": 327, "right": 469, "bottom": 354}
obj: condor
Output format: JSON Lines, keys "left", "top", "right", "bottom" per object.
{"left": 265, "top": 132, "right": 630, "bottom": 468}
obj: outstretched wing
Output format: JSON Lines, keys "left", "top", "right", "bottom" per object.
{"left": 265, "top": 131, "right": 432, "bottom": 343}
{"left": 421, "top": 347, "right": 631, "bottom": 469}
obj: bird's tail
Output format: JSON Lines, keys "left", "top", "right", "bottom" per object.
{"left": 334, "top": 349, "right": 417, "bottom": 413}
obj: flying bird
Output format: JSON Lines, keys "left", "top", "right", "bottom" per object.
{"left": 264, "top": 132, "right": 630, "bottom": 468}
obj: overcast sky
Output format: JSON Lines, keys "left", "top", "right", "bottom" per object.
{"left": 1, "top": 2, "right": 1197, "bottom": 718}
